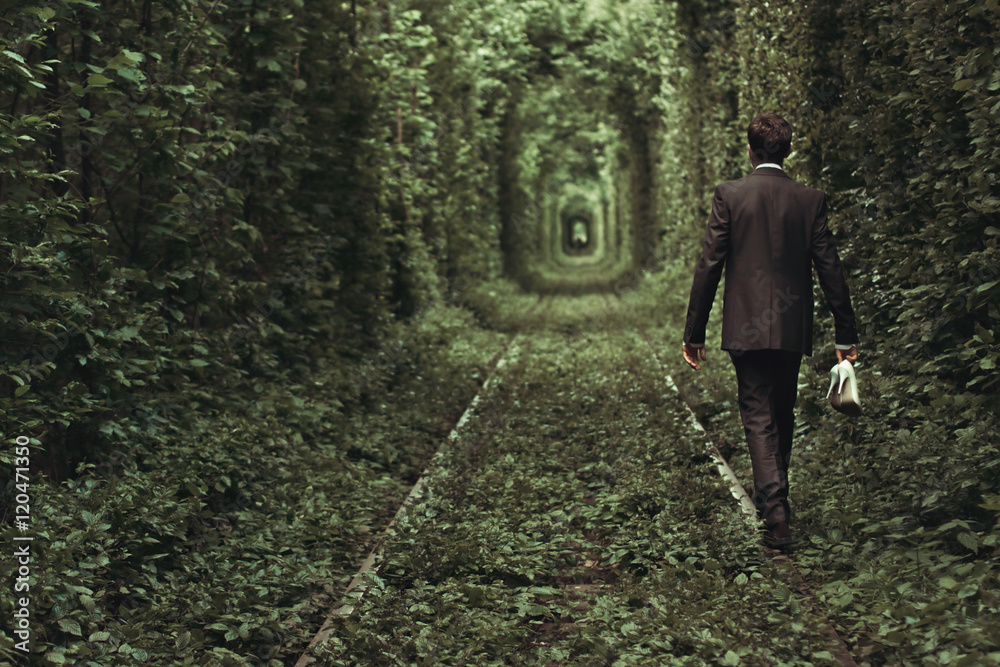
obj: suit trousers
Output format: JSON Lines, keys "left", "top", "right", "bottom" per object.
{"left": 728, "top": 349, "right": 803, "bottom": 528}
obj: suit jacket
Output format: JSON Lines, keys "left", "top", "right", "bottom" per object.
{"left": 683, "top": 167, "right": 858, "bottom": 357}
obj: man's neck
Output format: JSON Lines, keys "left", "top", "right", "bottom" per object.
{"left": 754, "top": 162, "right": 784, "bottom": 170}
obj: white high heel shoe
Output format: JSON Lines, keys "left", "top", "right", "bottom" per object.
{"left": 826, "top": 359, "right": 862, "bottom": 417}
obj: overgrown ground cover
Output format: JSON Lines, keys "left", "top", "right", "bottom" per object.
{"left": 310, "top": 296, "right": 843, "bottom": 666}
{"left": 623, "top": 270, "right": 1000, "bottom": 665}
{"left": 0, "top": 304, "right": 508, "bottom": 664}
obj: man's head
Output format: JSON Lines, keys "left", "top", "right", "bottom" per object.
{"left": 747, "top": 113, "right": 792, "bottom": 165}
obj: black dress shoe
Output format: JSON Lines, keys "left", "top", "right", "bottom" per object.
{"left": 765, "top": 521, "right": 794, "bottom": 548}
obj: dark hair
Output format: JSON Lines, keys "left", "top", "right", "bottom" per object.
{"left": 747, "top": 113, "right": 792, "bottom": 164}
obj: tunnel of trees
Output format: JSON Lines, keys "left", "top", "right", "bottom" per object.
{"left": 1, "top": 0, "right": 999, "bottom": 664}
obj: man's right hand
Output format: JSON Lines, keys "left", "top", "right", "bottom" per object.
{"left": 836, "top": 346, "right": 859, "bottom": 365}
{"left": 683, "top": 343, "right": 707, "bottom": 371}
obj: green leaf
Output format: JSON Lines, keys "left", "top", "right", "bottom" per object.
{"left": 118, "top": 68, "right": 146, "bottom": 83}
{"left": 976, "top": 280, "right": 998, "bottom": 293}
{"left": 957, "top": 532, "right": 979, "bottom": 552}
{"left": 118, "top": 325, "right": 140, "bottom": 341}
{"left": 58, "top": 618, "right": 83, "bottom": 636}
{"left": 23, "top": 6, "right": 58, "bottom": 20}
{"left": 3, "top": 50, "right": 26, "bottom": 64}
{"left": 86, "top": 73, "right": 114, "bottom": 86}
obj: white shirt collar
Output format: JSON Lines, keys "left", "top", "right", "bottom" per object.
{"left": 755, "top": 162, "right": 783, "bottom": 170}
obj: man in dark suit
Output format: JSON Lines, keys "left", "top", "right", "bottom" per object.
{"left": 682, "top": 113, "right": 859, "bottom": 548}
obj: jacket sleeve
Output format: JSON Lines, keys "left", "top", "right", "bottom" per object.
{"left": 684, "top": 185, "right": 730, "bottom": 346}
{"left": 809, "top": 193, "right": 859, "bottom": 347}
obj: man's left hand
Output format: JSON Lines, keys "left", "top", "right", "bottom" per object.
{"left": 683, "top": 343, "right": 707, "bottom": 371}
{"left": 836, "top": 346, "right": 859, "bottom": 365}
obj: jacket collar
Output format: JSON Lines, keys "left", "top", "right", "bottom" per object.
{"left": 750, "top": 166, "right": 791, "bottom": 179}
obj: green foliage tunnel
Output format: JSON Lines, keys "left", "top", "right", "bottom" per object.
{"left": 1, "top": 0, "right": 998, "bottom": 663}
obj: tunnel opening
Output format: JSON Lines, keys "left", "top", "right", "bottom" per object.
{"left": 489, "top": 0, "right": 667, "bottom": 296}
{"left": 566, "top": 215, "right": 591, "bottom": 253}
{"left": 496, "top": 81, "right": 658, "bottom": 295}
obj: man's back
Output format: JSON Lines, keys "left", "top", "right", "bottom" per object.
{"left": 684, "top": 167, "right": 856, "bottom": 357}
{"left": 721, "top": 168, "right": 824, "bottom": 355}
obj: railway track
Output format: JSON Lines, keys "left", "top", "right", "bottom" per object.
{"left": 294, "top": 296, "right": 551, "bottom": 666}
{"left": 636, "top": 332, "right": 859, "bottom": 667}
{"left": 297, "top": 292, "right": 864, "bottom": 665}
{"left": 597, "top": 293, "right": 862, "bottom": 667}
